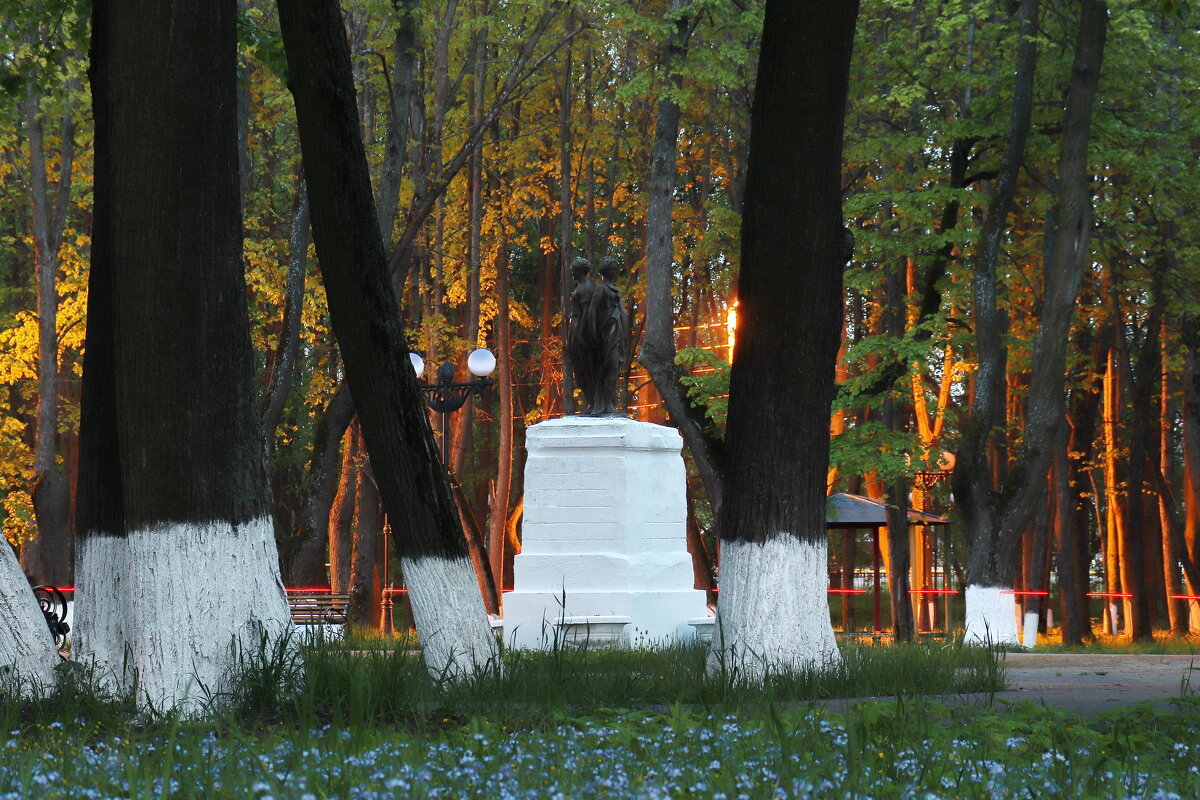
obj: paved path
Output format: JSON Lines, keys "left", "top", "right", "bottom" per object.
{"left": 818, "top": 653, "right": 1200, "bottom": 717}
{"left": 979, "top": 652, "right": 1200, "bottom": 716}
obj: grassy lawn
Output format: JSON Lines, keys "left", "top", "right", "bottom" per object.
{"left": 2, "top": 638, "right": 1198, "bottom": 798}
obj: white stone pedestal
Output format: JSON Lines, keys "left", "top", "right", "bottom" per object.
{"left": 502, "top": 416, "right": 709, "bottom": 649}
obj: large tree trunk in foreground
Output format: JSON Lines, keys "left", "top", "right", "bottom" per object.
{"left": 0, "top": 543, "right": 59, "bottom": 694}
{"left": 279, "top": 0, "right": 496, "bottom": 678}
{"left": 76, "top": 0, "right": 291, "bottom": 712}
{"left": 708, "top": 0, "right": 858, "bottom": 680}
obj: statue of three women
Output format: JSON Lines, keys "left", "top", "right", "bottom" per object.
{"left": 567, "top": 256, "right": 626, "bottom": 416}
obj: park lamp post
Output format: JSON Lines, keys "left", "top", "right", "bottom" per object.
{"left": 408, "top": 348, "right": 498, "bottom": 466}
{"left": 380, "top": 348, "right": 497, "bottom": 634}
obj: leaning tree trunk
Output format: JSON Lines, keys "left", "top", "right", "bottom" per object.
{"left": 708, "top": 0, "right": 858, "bottom": 680}
{"left": 77, "top": 0, "right": 292, "bottom": 712}
{"left": 278, "top": 0, "right": 496, "bottom": 678}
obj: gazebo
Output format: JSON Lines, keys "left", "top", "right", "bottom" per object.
{"left": 825, "top": 493, "right": 951, "bottom": 634}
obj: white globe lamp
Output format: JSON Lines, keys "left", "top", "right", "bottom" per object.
{"left": 467, "top": 348, "right": 497, "bottom": 378}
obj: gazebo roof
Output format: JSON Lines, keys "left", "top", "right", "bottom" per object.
{"left": 826, "top": 492, "right": 949, "bottom": 528}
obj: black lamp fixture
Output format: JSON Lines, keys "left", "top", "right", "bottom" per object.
{"left": 408, "top": 348, "right": 497, "bottom": 466}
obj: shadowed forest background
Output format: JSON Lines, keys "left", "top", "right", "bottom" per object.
{"left": 1, "top": 0, "right": 1198, "bottom": 643}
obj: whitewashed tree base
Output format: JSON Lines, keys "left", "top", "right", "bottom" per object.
{"left": 962, "top": 585, "right": 1020, "bottom": 647}
{"left": 1021, "top": 610, "right": 1039, "bottom": 649}
{"left": 706, "top": 536, "right": 840, "bottom": 681}
{"left": 75, "top": 518, "right": 292, "bottom": 714}
{"left": 402, "top": 554, "right": 498, "bottom": 680}
{"left": 503, "top": 417, "right": 708, "bottom": 649}
{"left": 0, "top": 542, "right": 58, "bottom": 696}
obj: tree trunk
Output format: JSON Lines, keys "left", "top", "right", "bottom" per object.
{"left": 1121, "top": 285, "right": 1166, "bottom": 641}
{"left": 77, "top": 0, "right": 292, "bottom": 712}
{"left": 637, "top": 0, "right": 726, "bottom": 519}
{"left": 450, "top": 30, "right": 487, "bottom": 478}
{"left": 1182, "top": 311, "right": 1200, "bottom": 630}
{"left": 287, "top": 382, "right": 354, "bottom": 584}
{"left": 557, "top": 26, "right": 576, "bottom": 414}
{"left": 709, "top": 0, "right": 858, "bottom": 679}
{"left": 261, "top": 178, "right": 310, "bottom": 454}
{"left": 24, "top": 82, "right": 77, "bottom": 587}
{"left": 278, "top": 0, "right": 497, "bottom": 678}
{"left": 1160, "top": 324, "right": 1186, "bottom": 635}
{"left": 329, "top": 423, "right": 359, "bottom": 593}
{"left": 0, "top": 543, "right": 59, "bottom": 694}
{"left": 348, "top": 449, "right": 382, "bottom": 628}
{"left": 957, "top": 0, "right": 1107, "bottom": 646}
{"left": 952, "top": 0, "right": 1039, "bottom": 646}
{"left": 1053, "top": 420, "right": 1084, "bottom": 644}
{"left": 885, "top": 473, "right": 914, "bottom": 642}
{"left": 882, "top": 256, "right": 913, "bottom": 641}
{"left": 489, "top": 239, "right": 514, "bottom": 593}
{"left": 374, "top": 0, "right": 418, "bottom": 248}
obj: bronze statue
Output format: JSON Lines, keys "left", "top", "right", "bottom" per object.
{"left": 565, "top": 256, "right": 626, "bottom": 416}
{"left": 567, "top": 257, "right": 598, "bottom": 413}
{"left": 589, "top": 257, "right": 626, "bottom": 416}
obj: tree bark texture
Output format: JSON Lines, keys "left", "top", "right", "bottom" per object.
{"left": 24, "top": 82, "right": 77, "bottom": 587}
{"left": 329, "top": 423, "right": 359, "bottom": 594}
{"left": 957, "top": 0, "right": 1107, "bottom": 647}
{"left": 710, "top": 0, "right": 859, "bottom": 678}
{"left": 489, "top": 240, "right": 514, "bottom": 593}
{"left": 286, "top": 382, "right": 354, "bottom": 584}
{"left": 1182, "top": 310, "right": 1200, "bottom": 629}
{"left": 278, "top": 0, "right": 496, "bottom": 677}
{"left": 261, "top": 178, "right": 310, "bottom": 454}
{"left": 348, "top": 448, "right": 382, "bottom": 627}
{"left": 1121, "top": 286, "right": 1166, "bottom": 640}
{"left": 78, "top": 0, "right": 292, "bottom": 712}
{"left": 557, "top": 29, "right": 576, "bottom": 414}
{"left": 638, "top": 0, "right": 726, "bottom": 519}
{"left": 951, "top": 0, "right": 1039, "bottom": 599}
{"left": 374, "top": 0, "right": 418, "bottom": 248}
{"left": 1159, "top": 325, "right": 1186, "bottom": 635}
{"left": 0, "top": 542, "right": 59, "bottom": 694}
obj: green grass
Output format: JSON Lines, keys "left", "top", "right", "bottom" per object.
{"left": 3, "top": 638, "right": 1198, "bottom": 798}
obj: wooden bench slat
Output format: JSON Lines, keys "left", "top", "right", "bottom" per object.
{"left": 287, "top": 592, "right": 351, "bottom": 625}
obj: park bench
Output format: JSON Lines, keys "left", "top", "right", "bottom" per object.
{"left": 33, "top": 584, "right": 71, "bottom": 652}
{"left": 286, "top": 591, "right": 350, "bottom": 626}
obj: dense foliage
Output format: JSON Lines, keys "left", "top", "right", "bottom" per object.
{"left": 0, "top": 0, "right": 1197, "bottom": 638}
